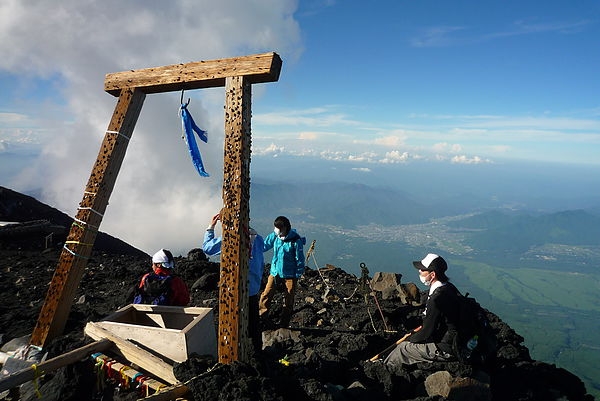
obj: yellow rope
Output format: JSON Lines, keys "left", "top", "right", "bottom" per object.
{"left": 119, "top": 365, "right": 132, "bottom": 389}
{"left": 31, "top": 364, "right": 44, "bottom": 399}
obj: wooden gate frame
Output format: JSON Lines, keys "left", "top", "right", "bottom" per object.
{"left": 30, "top": 52, "right": 282, "bottom": 364}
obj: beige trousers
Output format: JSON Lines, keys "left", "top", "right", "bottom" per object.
{"left": 258, "top": 274, "right": 297, "bottom": 327}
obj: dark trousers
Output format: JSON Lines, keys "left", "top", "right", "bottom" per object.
{"left": 248, "top": 294, "right": 261, "bottom": 350}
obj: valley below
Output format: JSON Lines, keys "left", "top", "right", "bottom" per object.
{"left": 250, "top": 212, "right": 600, "bottom": 399}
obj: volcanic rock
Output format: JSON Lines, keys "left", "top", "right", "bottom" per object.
{"left": 0, "top": 186, "right": 594, "bottom": 401}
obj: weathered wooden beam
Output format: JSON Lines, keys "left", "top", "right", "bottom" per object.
{"left": 104, "top": 52, "right": 282, "bottom": 96}
{"left": 85, "top": 322, "right": 178, "bottom": 385}
{"left": 30, "top": 88, "right": 146, "bottom": 348}
{"left": 0, "top": 339, "right": 112, "bottom": 393}
{"left": 217, "top": 75, "right": 252, "bottom": 364}
{"left": 138, "top": 382, "right": 190, "bottom": 400}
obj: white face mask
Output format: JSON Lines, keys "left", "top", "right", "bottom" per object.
{"left": 419, "top": 272, "right": 432, "bottom": 286}
{"left": 274, "top": 228, "right": 282, "bottom": 237}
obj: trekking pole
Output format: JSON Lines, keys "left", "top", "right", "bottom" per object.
{"left": 306, "top": 240, "right": 330, "bottom": 286}
{"left": 359, "top": 262, "right": 391, "bottom": 332}
{"left": 367, "top": 326, "right": 422, "bottom": 362}
{"left": 305, "top": 239, "right": 316, "bottom": 261}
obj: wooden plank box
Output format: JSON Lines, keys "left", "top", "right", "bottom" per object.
{"left": 94, "top": 304, "right": 217, "bottom": 363}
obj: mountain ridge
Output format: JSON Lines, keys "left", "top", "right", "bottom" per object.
{"left": 0, "top": 186, "right": 148, "bottom": 257}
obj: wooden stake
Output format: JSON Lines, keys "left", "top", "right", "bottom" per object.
{"left": 0, "top": 339, "right": 112, "bottom": 393}
{"left": 30, "top": 88, "right": 146, "bottom": 348}
{"left": 368, "top": 332, "right": 412, "bottom": 362}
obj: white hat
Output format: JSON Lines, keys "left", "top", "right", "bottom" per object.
{"left": 152, "top": 249, "right": 174, "bottom": 269}
{"left": 413, "top": 253, "right": 447, "bottom": 273}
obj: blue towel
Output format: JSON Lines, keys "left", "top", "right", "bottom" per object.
{"left": 180, "top": 102, "right": 209, "bottom": 177}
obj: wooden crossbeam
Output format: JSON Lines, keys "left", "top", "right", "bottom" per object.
{"left": 104, "top": 52, "right": 282, "bottom": 96}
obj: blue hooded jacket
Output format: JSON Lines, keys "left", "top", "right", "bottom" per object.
{"left": 263, "top": 228, "right": 306, "bottom": 279}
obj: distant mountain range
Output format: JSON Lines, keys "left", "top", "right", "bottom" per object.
{"left": 0, "top": 186, "right": 148, "bottom": 257}
{"left": 251, "top": 181, "right": 429, "bottom": 227}
{"left": 250, "top": 179, "right": 600, "bottom": 247}
{"left": 6, "top": 180, "right": 599, "bottom": 267}
{"left": 249, "top": 180, "right": 498, "bottom": 228}
{"left": 246, "top": 179, "right": 600, "bottom": 277}
{"left": 449, "top": 209, "right": 600, "bottom": 254}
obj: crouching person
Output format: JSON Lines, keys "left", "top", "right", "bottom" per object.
{"left": 133, "top": 249, "right": 190, "bottom": 306}
{"left": 385, "top": 253, "right": 459, "bottom": 366}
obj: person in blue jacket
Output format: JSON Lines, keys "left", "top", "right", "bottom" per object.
{"left": 203, "top": 212, "right": 265, "bottom": 350}
{"left": 259, "top": 215, "right": 306, "bottom": 328}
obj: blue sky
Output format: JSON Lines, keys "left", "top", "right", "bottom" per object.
{"left": 252, "top": 1, "right": 600, "bottom": 167}
{"left": 1, "top": 0, "right": 599, "bottom": 254}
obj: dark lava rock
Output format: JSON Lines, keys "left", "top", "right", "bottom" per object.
{"left": 0, "top": 186, "right": 595, "bottom": 401}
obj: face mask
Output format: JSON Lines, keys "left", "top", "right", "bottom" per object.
{"left": 274, "top": 228, "right": 282, "bottom": 236}
{"left": 419, "top": 272, "right": 432, "bottom": 286}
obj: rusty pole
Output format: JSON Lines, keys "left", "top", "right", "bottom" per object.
{"left": 218, "top": 76, "right": 252, "bottom": 363}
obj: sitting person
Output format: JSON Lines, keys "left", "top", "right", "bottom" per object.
{"left": 384, "top": 253, "right": 460, "bottom": 366}
{"left": 133, "top": 249, "right": 190, "bottom": 306}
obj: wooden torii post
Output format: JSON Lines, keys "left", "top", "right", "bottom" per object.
{"left": 29, "top": 52, "right": 282, "bottom": 365}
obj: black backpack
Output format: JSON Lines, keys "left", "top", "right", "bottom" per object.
{"left": 133, "top": 273, "right": 173, "bottom": 305}
{"left": 453, "top": 291, "right": 498, "bottom": 367}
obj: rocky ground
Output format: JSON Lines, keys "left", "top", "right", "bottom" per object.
{"left": 0, "top": 186, "right": 595, "bottom": 401}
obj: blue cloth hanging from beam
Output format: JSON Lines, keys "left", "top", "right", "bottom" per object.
{"left": 180, "top": 102, "right": 209, "bottom": 177}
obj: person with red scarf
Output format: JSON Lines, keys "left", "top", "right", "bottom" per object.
{"left": 134, "top": 249, "right": 190, "bottom": 306}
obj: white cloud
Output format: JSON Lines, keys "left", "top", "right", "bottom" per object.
{"left": 448, "top": 128, "right": 488, "bottom": 135}
{"left": 381, "top": 150, "right": 410, "bottom": 164}
{"left": 253, "top": 142, "right": 286, "bottom": 157}
{"left": 410, "top": 26, "right": 466, "bottom": 48}
{"left": 0, "top": 112, "right": 28, "bottom": 125}
{"left": 348, "top": 152, "right": 378, "bottom": 163}
{"left": 0, "top": 0, "right": 301, "bottom": 255}
{"left": 320, "top": 150, "right": 349, "bottom": 161}
{"left": 410, "top": 19, "right": 590, "bottom": 48}
{"left": 490, "top": 145, "right": 511, "bottom": 153}
{"left": 451, "top": 155, "right": 491, "bottom": 164}
{"left": 433, "top": 142, "right": 462, "bottom": 154}
{"left": 254, "top": 106, "right": 360, "bottom": 127}
{"left": 251, "top": 105, "right": 600, "bottom": 168}
{"left": 298, "top": 132, "right": 319, "bottom": 140}
{"left": 373, "top": 135, "right": 406, "bottom": 147}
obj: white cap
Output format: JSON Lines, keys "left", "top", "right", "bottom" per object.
{"left": 412, "top": 253, "right": 447, "bottom": 273}
{"left": 152, "top": 249, "right": 174, "bottom": 269}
